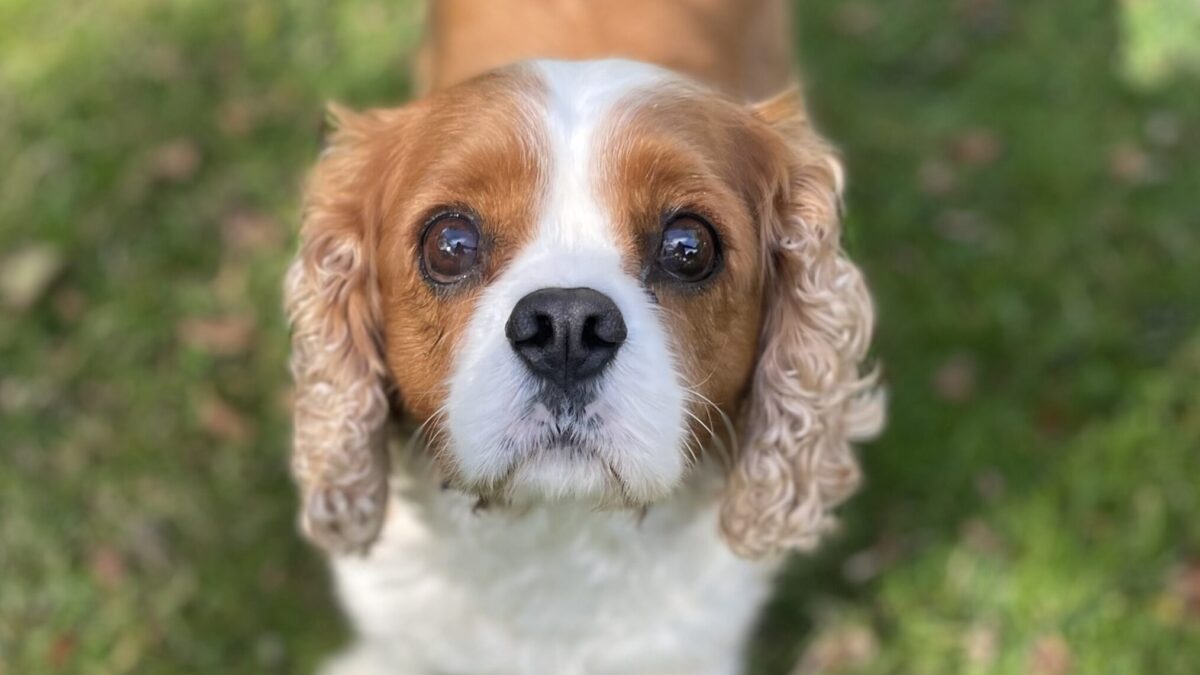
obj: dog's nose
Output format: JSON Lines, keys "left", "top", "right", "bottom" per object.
{"left": 506, "top": 287, "right": 627, "bottom": 386}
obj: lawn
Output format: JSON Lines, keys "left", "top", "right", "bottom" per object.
{"left": 1, "top": 1, "right": 1198, "bottom": 673}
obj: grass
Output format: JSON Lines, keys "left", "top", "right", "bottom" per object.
{"left": 1, "top": 1, "right": 1197, "bottom": 673}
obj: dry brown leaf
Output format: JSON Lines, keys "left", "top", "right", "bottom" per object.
{"left": 974, "top": 468, "right": 1007, "bottom": 502}
{"left": 919, "top": 158, "right": 959, "bottom": 196}
{"left": 842, "top": 534, "right": 907, "bottom": 584}
{"left": 1169, "top": 559, "right": 1200, "bottom": 620}
{"left": 51, "top": 287, "right": 86, "bottom": 322}
{"left": 151, "top": 138, "right": 201, "bottom": 182}
{"left": 963, "top": 622, "right": 999, "bottom": 668}
{"left": 833, "top": 2, "right": 880, "bottom": 37}
{"left": 178, "top": 314, "right": 256, "bottom": 356}
{"left": 1108, "top": 142, "right": 1151, "bottom": 184}
{"left": 951, "top": 128, "right": 1003, "bottom": 167}
{"left": 794, "top": 621, "right": 879, "bottom": 674}
{"left": 88, "top": 544, "right": 127, "bottom": 589}
{"left": 0, "top": 243, "right": 64, "bottom": 310}
{"left": 217, "top": 98, "right": 260, "bottom": 137}
{"left": 221, "top": 210, "right": 284, "bottom": 253}
{"left": 199, "top": 393, "right": 252, "bottom": 443}
{"left": 935, "top": 209, "right": 991, "bottom": 244}
{"left": 1028, "top": 633, "right": 1074, "bottom": 675}
{"left": 960, "top": 517, "right": 1007, "bottom": 556}
{"left": 933, "top": 352, "right": 978, "bottom": 403}
{"left": 46, "top": 631, "right": 76, "bottom": 670}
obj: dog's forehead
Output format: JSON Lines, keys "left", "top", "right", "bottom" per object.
{"left": 532, "top": 58, "right": 678, "bottom": 126}
{"left": 523, "top": 59, "right": 675, "bottom": 260}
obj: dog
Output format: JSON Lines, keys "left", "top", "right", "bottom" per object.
{"left": 284, "top": 1, "right": 884, "bottom": 672}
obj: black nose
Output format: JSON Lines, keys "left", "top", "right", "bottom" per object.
{"left": 505, "top": 287, "right": 627, "bottom": 387}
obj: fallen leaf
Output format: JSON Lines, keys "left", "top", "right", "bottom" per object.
{"left": 51, "top": 287, "right": 86, "bottom": 322}
{"left": 1028, "top": 634, "right": 1073, "bottom": 675}
{"left": 919, "top": 158, "right": 959, "bottom": 196}
{"left": 935, "top": 209, "right": 991, "bottom": 244}
{"left": 178, "top": 314, "right": 256, "bottom": 356}
{"left": 974, "top": 468, "right": 1007, "bottom": 502}
{"left": 933, "top": 352, "right": 978, "bottom": 403}
{"left": 151, "top": 138, "right": 201, "bottom": 182}
{"left": 795, "top": 621, "right": 879, "bottom": 674}
{"left": 124, "top": 517, "right": 173, "bottom": 571}
{"left": 89, "top": 544, "right": 127, "bottom": 589}
{"left": 221, "top": 210, "right": 285, "bottom": 253}
{"left": 0, "top": 377, "right": 53, "bottom": 414}
{"left": 0, "top": 243, "right": 64, "bottom": 310}
{"left": 951, "top": 128, "right": 1003, "bottom": 167}
{"left": 199, "top": 393, "right": 252, "bottom": 443}
{"left": 963, "top": 622, "right": 999, "bottom": 668}
{"left": 960, "top": 517, "right": 1006, "bottom": 556}
{"left": 46, "top": 632, "right": 76, "bottom": 670}
{"left": 1169, "top": 559, "right": 1200, "bottom": 620}
{"left": 842, "top": 534, "right": 907, "bottom": 584}
{"left": 954, "top": 0, "right": 1012, "bottom": 35}
{"left": 217, "top": 98, "right": 260, "bottom": 137}
{"left": 211, "top": 262, "right": 250, "bottom": 304}
{"left": 833, "top": 2, "right": 880, "bottom": 37}
{"left": 258, "top": 561, "right": 288, "bottom": 592}
{"left": 1034, "top": 399, "right": 1071, "bottom": 436}
{"left": 1108, "top": 141, "right": 1151, "bottom": 184}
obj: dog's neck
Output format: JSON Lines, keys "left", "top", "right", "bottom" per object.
{"left": 416, "top": 0, "right": 795, "bottom": 99}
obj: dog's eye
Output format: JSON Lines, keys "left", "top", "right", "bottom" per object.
{"left": 422, "top": 213, "right": 481, "bottom": 283}
{"left": 657, "top": 215, "right": 718, "bottom": 283}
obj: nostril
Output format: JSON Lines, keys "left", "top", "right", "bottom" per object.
{"left": 505, "top": 308, "right": 553, "bottom": 347}
{"left": 519, "top": 313, "right": 554, "bottom": 348}
{"left": 580, "top": 316, "right": 605, "bottom": 351}
{"left": 581, "top": 314, "right": 626, "bottom": 349}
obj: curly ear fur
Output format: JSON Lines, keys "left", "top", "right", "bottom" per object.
{"left": 285, "top": 105, "right": 397, "bottom": 554}
{"left": 720, "top": 91, "right": 885, "bottom": 559}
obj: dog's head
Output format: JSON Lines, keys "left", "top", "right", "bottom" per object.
{"left": 285, "top": 59, "right": 882, "bottom": 559}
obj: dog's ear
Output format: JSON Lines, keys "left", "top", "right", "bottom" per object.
{"left": 720, "top": 90, "right": 885, "bottom": 559}
{"left": 284, "top": 104, "right": 404, "bottom": 554}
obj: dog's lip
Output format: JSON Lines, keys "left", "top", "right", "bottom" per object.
{"left": 531, "top": 382, "right": 600, "bottom": 412}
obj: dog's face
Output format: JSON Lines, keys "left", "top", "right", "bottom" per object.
{"left": 378, "top": 61, "right": 770, "bottom": 505}
{"left": 286, "top": 60, "right": 882, "bottom": 557}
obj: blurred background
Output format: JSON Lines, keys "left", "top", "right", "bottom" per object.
{"left": 1, "top": 0, "right": 1198, "bottom": 673}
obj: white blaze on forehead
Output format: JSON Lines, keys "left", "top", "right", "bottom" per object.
{"left": 532, "top": 59, "right": 675, "bottom": 253}
{"left": 442, "top": 59, "right": 690, "bottom": 501}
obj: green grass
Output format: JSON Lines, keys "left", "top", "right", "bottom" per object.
{"left": 1, "top": 1, "right": 1197, "bottom": 673}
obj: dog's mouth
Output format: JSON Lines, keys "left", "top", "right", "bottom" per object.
{"left": 521, "top": 394, "right": 605, "bottom": 441}
{"left": 447, "top": 393, "right": 646, "bottom": 506}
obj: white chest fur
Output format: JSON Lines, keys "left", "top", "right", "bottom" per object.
{"left": 326, "top": 458, "right": 779, "bottom": 675}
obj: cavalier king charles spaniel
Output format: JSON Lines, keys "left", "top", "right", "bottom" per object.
{"left": 285, "top": 1, "right": 883, "bottom": 672}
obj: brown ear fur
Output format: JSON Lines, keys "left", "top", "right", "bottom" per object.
{"left": 284, "top": 104, "right": 400, "bottom": 554}
{"left": 720, "top": 90, "right": 885, "bottom": 559}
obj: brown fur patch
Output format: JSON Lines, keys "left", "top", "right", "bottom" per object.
{"left": 324, "top": 68, "right": 549, "bottom": 423}
{"left": 420, "top": 0, "right": 796, "bottom": 100}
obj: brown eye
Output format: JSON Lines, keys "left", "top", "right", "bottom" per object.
{"left": 658, "top": 215, "right": 718, "bottom": 282}
{"left": 422, "top": 213, "right": 481, "bottom": 284}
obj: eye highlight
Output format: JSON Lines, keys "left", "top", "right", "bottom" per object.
{"left": 657, "top": 214, "right": 719, "bottom": 283}
{"left": 421, "top": 212, "right": 481, "bottom": 284}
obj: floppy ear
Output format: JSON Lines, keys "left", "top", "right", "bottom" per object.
{"left": 720, "top": 91, "right": 885, "bottom": 559}
{"left": 284, "top": 105, "right": 399, "bottom": 554}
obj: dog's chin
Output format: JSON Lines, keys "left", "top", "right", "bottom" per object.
{"left": 493, "top": 448, "right": 641, "bottom": 507}
{"left": 445, "top": 413, "right": 686, "bottom": 509}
